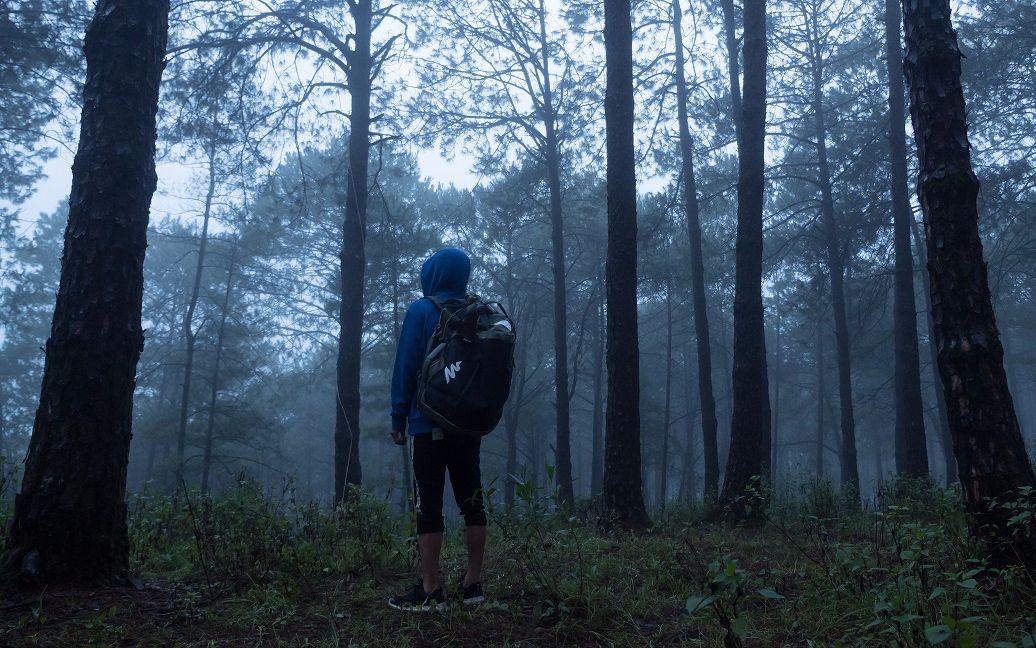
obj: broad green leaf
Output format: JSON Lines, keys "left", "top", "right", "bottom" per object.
{"left": 757, "top": 588, "right": 785, "bottom": 600}
{"left": 686, "top": 595, "right": 716, "bottom": 614}
{"left": 924, "top": 625, "right": 953, "bottom": 645}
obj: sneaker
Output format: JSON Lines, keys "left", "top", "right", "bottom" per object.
{"left": 388, "top": 581, "right": 447, "bottom": 612}
{"left": 460, "top": 580, "right": 485, "bottom": 606}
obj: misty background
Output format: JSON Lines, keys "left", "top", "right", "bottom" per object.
{"left": 1, "top": 0, "right": 1033, "bottom": 510}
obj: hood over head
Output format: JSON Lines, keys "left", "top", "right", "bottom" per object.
{"left": 421, "top": 248, "right": 471, "bottom": 298}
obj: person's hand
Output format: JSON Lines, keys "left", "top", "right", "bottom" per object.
{"left": 390, "top": 429, "right": 406, "bottom": 446}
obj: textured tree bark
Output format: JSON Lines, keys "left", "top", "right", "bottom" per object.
{"left": 334, "top": 0, "right": 372, "bottom": 501}
{"left": 902, "top": 0, "right": 1036, "bottom": 566}
{"left": 673, "top": 0, "right": 720, "bottom": 501}
{"left": 1, "top": 0, "right": 169, "bottom": 585}
{"left": 603, "top": 0, "right": 649, "bottom": 530}
{"left": 720, "top": 0, "right": 770, "bottom": 513}
{"left": 811, "top": 62, "right": 860, "bottom": 498}
{"left": 885, "top": 0, "right": 929, "bottom": 479}
{"left": 201, "top": 242, "right": 237, "bottom": 495}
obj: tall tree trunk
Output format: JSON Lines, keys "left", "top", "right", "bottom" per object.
{"left": 1030, "top": 291, "right": 1036, "bottom": 450}
{"left": 143, "top": 318, "right": 177, "bottom": 487}
{"left": 810, "top": 60, "right": 860, "bottom": 499}
{"left": 535, "top": 1, "right": 573, "bottom": 503}
{"left": 390, "top": 249, "right": 412, "bottom": 513}
{"left": 201, "top": 241, "right": 237, "bottom": 496}
{"left": 591, "top": 299, "right": 606, "bottom": 496}
{"left": 771, "top": 311, "right": 782, "bottom": 491}
{"left": 910, "top": 216, "right": 956, "bottom": 485}
{"left": 673, "top": 0, "right": 720, "bottom": 501}
{"left": 719, "top": 0, "right": 743, "bottom": 139}
{"left": 718, "top": 306, "right": 733, "bottom": 460}
{"left": 658, "top": 283, "right": 674, "bottom": 508}
{"left": 175, "top": 143, "right": 217, "bottom": 494}
{"left": 761, "top": 332, "right": 772, "bottom": 481}
{"left": 0, "top": 386, "right": 6, "bottom": 462}
{"left": 334, "top": 0, "right": 373, "bottom": 501}
{"left": 603, "top": 0, "right": 649, "bottom": 529}
{"left": 545, "top": 139, "right": 572, "bottom": 502}
{"left": 902, "top": 0, "right": 1036, "bottom": 566}
{"left": 720, "top": 0, "right": 770, "bottom": 511}
{"left": 873, "top": 427, "right": 885, "bottom": 488}
{"left": 681, "top": 344, "right": 700, "bottom": 501}
{"left": 816, "top": 325, "right": 826, "bottom": 478}
{"left": 504, "top": 333, "right": 529, "bottom": 508}
{"left": 380, "top": 193, "right": 412, "bottom": 513}
{"left": 885, "top": 0, "right": 929, "bottom": 479}
{"left": 718, "top": 0, "right": 740, "bottom": 484}
{"left": 529, "top": 410, "right": 543, "bottom": 487}
{"left": 1, "top": 0, "right": 168, "bottom": 585}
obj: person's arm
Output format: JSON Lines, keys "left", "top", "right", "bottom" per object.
{"left": 390, "top": 300, "right": 429, "bottom": 439}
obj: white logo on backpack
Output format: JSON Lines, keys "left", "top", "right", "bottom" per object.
{"left": 444, "top": 361, "right": 463, "bottom": 383}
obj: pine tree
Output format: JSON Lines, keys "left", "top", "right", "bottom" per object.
{"left": 720, "top": 0, "right": 771, "bottom": 513}
{"left": 1, "top": 0, "right": 169, "bottom": 585}
{"left": 603, "top": 0, "right": 650, "bottom": 529}
{"left": 672, "top": 0, "right": 720, "bottom": 502}
{"left": 902, "top": 0, "right": 1036, "bottom": 565}
{"left": 885, "top": 0, "right": 929, "bottom": 479}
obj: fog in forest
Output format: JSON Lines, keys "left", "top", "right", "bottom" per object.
{"left": 1, "top": 0, "right": 1035, "bottom": 642}
{"left": 6, "top": 0, "right": 1030, "bottom": 508}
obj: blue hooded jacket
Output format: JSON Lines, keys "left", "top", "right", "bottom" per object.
{"left": 390, "top": 248, "right": 471, "bottom": 435}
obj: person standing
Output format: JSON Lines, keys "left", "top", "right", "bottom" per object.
{"left": 388, "top": 248, "right": 487, "bottom": 611}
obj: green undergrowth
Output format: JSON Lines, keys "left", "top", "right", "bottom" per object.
{"left": 2, "top": 477, "right": 1035, "bottom": 646}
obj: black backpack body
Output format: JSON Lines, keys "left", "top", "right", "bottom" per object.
{"left": 416, "top": 295, "right": 516, "bottom": 436}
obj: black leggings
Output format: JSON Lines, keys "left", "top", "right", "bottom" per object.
{"left": 412, "top": 432, "right": 487, "bottom": 535}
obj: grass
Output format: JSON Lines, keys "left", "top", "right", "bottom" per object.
{"left": 2, "top": 477, "right": 1035, "bottom": 646}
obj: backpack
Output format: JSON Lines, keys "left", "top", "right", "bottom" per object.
{"left": 416, "top": 295, "right": 516, "bottom": 436}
